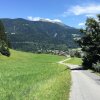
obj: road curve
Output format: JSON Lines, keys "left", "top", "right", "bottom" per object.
{"left": 59, "top": 59, "right": 100, "bottom": 100}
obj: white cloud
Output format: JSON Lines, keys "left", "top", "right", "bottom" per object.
{"left": 63, "top": 4, "right": 100, "bottom": 16}
{"left": 85, "top": 14, "right": 96, "bottom": 17}
{"left": 27, "top": 16, "right": 62, "bottom": 23}
{"left": 27, "top": 16, "right": 40, "bottom": 21}
{"left": 78, "top": 22, "right": 85, "bottom": 26}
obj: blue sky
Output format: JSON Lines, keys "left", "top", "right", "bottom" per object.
{"left": 0, "top": 0, "right": 100, "bottom": 28}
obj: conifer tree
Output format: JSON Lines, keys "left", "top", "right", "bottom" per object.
{"left": 0, "top": 20, "right": 10, "bottom": 57}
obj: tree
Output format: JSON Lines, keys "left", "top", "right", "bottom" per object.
{"left": 77, "top": 15, "right": 100, "bottom": 69}
{"left": 0, "top": 20, "right": 10, "bottom": 57}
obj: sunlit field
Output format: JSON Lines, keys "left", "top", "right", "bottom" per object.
{"left": 0, "top": 50, "right": 71, "bottom": 100}
{"left": 65, "top": 57, "right": 82, "bottom": 65}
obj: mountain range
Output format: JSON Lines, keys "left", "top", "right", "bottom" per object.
{"left": 1, "top": 18, "right": 81, "bottom": 52}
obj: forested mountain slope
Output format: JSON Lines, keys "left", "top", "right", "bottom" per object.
{"left": 1, "top": 18, "right": 81, "bottom": 52}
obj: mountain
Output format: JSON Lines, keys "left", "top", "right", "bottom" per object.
{"left": 1, "top": 18, "right": 81, "bottom": 52}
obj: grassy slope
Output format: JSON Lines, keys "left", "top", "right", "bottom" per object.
{"left": 0, "top": 50, "right": 71, "bottom": 100}
{"left": 65, "top": 57, "right": 82, "bottom": 65}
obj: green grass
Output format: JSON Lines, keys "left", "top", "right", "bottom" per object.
{"left": 65, "top": 57, "right": 82, "bottom": 65}
{"left": 0, "top": 50, "right": 71, "bottom": 100}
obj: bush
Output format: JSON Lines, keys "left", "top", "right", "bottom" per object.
{"left": 82, "top": 57, "right": 92, "bottom": 69}
{"left": 93, "top": 62, "right": 100, "bottom": 72}
{"left": 0, "top": 48, "right": 10, "bottom": 57}
{"left": 0, "top": 40, "right": 10, "bottom": 57}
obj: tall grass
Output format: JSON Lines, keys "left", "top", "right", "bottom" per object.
{"left": 0, "top": 50, "right": 71, "bottom": 100}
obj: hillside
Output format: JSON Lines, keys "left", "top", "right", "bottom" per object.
{"left": 1, "top": 18, "right": 81, "bottom": 52}
{"left": 0, "top": 50, "right": 71, "bottom": 100}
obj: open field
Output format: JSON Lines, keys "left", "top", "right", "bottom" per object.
{"left": 65, "top": 57, "right": 82, "bottom": 65}
{"left": 0, "top": 50, "right": 71, "bottom": 100}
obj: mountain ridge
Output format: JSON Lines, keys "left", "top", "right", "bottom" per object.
{"left": 1, "top": 18, "right": 80, "bottom": 52}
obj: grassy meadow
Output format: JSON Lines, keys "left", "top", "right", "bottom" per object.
{"left": 0, "top": 50, "right": 71, "bottom": 100}
{"left": 65, "top": 57, "right": 82, "bottom": 65}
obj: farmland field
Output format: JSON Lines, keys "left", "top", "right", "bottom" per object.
{"left": 0, "top": 50, "right": 71, "bottom": 100}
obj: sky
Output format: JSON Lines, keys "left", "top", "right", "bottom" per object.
{"left": 0, "top": 0, "right": 100, "bottom": 28}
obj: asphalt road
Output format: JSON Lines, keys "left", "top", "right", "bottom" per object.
{"left": 68, "top": 65, "right": 100, "bottom": 100}
{"left": 59, "top": 59, "right": 100, "bottom": 100}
